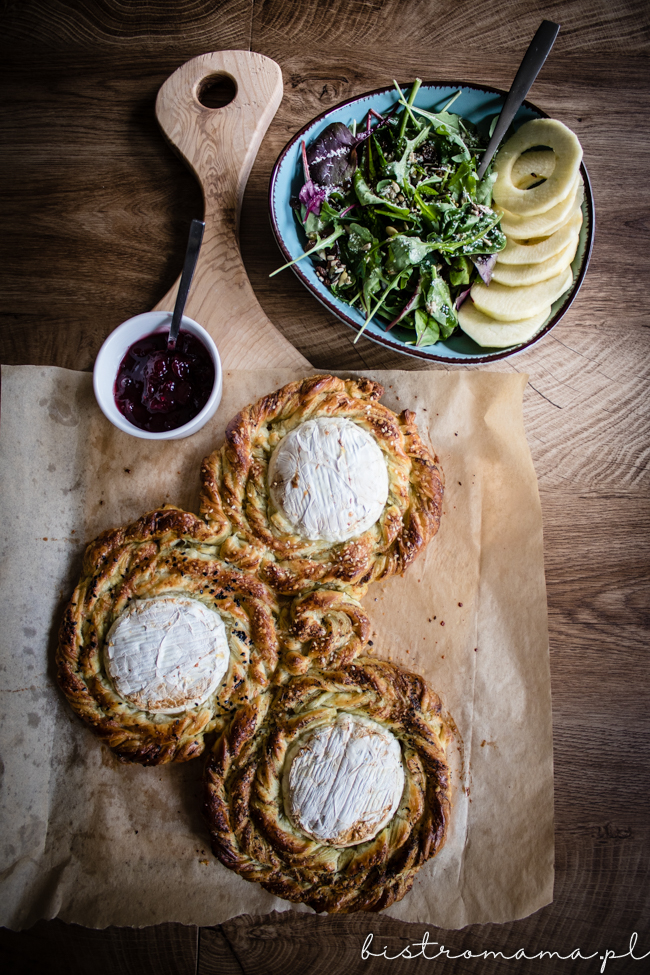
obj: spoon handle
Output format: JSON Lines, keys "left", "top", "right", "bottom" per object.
{"left": 167, "top": 218, "right": 205, "bottom": 349}
{"left": 477, "top": 20, "right": 560, "bottom": 181}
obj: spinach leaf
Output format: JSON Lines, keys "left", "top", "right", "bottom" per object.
{"left": 448, "top": 255, "right": 472, "bottom": 287}
{"left": 476, "top": 170, "right": 498, "bottom": 207}
{"left": 423, "top": 270, "right": 457, "bottom": 337}
{"left": 276, "top": 78, "right": 508, "bottom": 348}
{"left": 386, "top": 234, "right": 437, "bottom": 273}
{"left": 457, "top": 222, "right": 507, "bottom": 256}
{"left": 446, "top": 160, "right": 477, "bottom": 202}
{"left": 346, "top": 222, "right": 374, "bottom": 252}
{"left": 414, "top": 308, "right": 440, "bottom": 346}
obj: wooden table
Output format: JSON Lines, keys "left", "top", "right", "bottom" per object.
{"left": 1, "top": 1, "right": 648, "bottom": 972}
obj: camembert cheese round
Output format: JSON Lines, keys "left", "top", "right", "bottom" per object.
{"left": 267, "top": 417, "right": 389, "bottom": 543}
{"left": 283, "top": 712, "right": 404, "bottom": 846}
{"left": 104, "top": 596, "right": 230, "bottom": 713}
{"left": 200, "top": 375, "right": 444, "bottom": 598}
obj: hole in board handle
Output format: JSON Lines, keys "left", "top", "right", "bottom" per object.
{"left": 198, "top": 75, "right": 237, "bottom": 109}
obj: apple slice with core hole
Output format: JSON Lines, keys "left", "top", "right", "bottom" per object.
{"left": 511, "top": 148, "right": 556, "bottom": 189}
{"left": 493, "top": 119, "right": 583, "bottom": 216}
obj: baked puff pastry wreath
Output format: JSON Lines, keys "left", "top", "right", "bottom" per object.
{"left": 200, "top": 375, "right": 443, "bottom": 597}
{"left": 203, "top": 658, "right": 452, "bottom": 913}
{"left": 280, "top": 588, "right": 370, "bottom": 675}
{"left": 56, "top": 507, "right": 280, "bottom": 766}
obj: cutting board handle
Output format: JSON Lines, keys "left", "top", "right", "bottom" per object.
{"left": 154, "top": 51, "right": 308, "bottom": 369}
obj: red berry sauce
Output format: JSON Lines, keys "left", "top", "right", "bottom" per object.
{"left": 114, "top": 330, "right": 215, "bottom": 433}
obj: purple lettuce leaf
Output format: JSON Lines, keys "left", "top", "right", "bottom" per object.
{"left": 471, "top": 252, "right": 498, "bottom": 286}
{"left": 455, "top": 287, "right": 471, "bottom": 310}
{"left": 298, "top": 140, "right": 327, "bottom": 219}
{"left": 353, "top": 104, "right": 400, "bottom": 147}
{"left": 298, "top": 179, "right": 327, "bottom": 219}
{"left": 298, "top": 108, "right": 400, "bottom": 221}
{"left": 386, "top": 275, "right": 423, "bottom": 331}
{"left": 306, "top": 122, "right": 358, "bottom": 186}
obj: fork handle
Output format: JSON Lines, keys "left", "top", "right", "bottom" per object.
{"left": 477, "top": 21, "right": 561, "bottom": 181}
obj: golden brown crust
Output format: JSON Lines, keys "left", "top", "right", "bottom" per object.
{"left": 203, "top": 658, "right": 452, "bottom": 913}
{"left": 279, "top": 589, "right": 370, "bottom": 675}
{"left": 200, "top": 375, "right": 443, "bottom": 597}
{"left": 56, "top": 506, "right": 280, "bottom": 766}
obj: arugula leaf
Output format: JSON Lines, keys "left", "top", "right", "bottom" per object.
{"left": 269, "top": 225, "right": 345, "bottom": 277}
{"left": 386, "top": 274, "right": 423, "bottom": 330}
{"left": 394, "top": 78, "right": 422, "bottom": 140}
{"left": 362, "top": 263, "right": 385, "bottom": 310}
{"left": 303, "top": 208, "right": 330, "bottom": 237}
{"left": 404, "top": 105, "right": 472, "bottom": 160}
{"left": 429, "top": 206, "right": 504, "bottom": 254}
{"left": 356, "top": 270, "right": 406, "bottom": 344}
{"left": 277, "top": 78, "right": 509, "bottom": 348}
{"left": 365, "top": 132, "right": 376, "bottom": 181}
{"left": 371, "top": 134, "right": 388, "bottom": 171}
{"left": 353, "top": 172, "right": 410, "bottom": 217}
{"left": 385, "top": 126, "right": 431, "bottom": 184}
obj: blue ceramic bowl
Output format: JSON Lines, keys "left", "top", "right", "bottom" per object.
{"left": 269, "top": 82, "right": 594, "bottom": 364}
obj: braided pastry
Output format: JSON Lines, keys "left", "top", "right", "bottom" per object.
{"left": 56, "top": 506, "right": 279, "bottom": 765}
{"left": 200, "top": 374, "right": 443, "bottom": 597}
{"left": 279, "top": 588, "right": 370, "bottom": 675}
{"left": 203, "top": 657, "right": 452, "bottom": 913}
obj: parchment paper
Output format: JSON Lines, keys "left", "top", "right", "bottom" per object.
{"left": 0, "top": 365, "right": 553, "bottom": 930}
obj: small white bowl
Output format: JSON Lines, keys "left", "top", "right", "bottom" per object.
{"left": 93, "top": 311, "right": 223, "bottom": 440}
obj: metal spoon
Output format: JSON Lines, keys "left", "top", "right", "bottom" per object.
{"left": 167, "top": 218, "right": 205, "bottom": 349}
{"left": 477, "top": 20, "right": 561, "bottom": 181}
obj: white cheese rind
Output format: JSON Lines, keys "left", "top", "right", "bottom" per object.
{"left": 104, "top": 596, "right": 230, "bottom": 713}
{"left": 267, "top": 417, "right": 389, "bottom": 543}
{"left": 283, "top": 713, "right": 404, "bottom": 847}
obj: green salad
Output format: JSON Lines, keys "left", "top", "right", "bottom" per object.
{"left": 272, "top": 80, "right": 506, "bottom": 346}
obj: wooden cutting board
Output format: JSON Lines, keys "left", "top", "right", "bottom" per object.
{"left": 153, "top": 51, "right": 309, "bottom": 371}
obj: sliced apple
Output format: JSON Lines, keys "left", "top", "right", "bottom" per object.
{"left": 493, "top": 118, "right": 583, "bottom": 216}
{"left": 498, "top": 176, "right": 583, "bottom": 239}
{"left": 498, "top": 207, "right": 583, "bottom": 265}
{"left": 458, "top": 301, "right": 551, "bottom": 348}
{"left": 492, "top": 235, "right": 579, "bottom": 286}
{"left": 511, "top": 149, "right": 556, "bottom": 189}
{"left": 470, "top": 266, "right": 574, "bottom": 321}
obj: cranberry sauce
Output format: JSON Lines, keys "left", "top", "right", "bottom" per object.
{"left": 114, "top": 329, "right": 215, "bottom": 433}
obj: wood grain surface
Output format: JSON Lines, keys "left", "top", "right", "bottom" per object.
{"left": 153, "top": 50, "right": 308, "bottom": 368}
{"left": 1, "top": 1, "right": 649, "bottom": 973}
